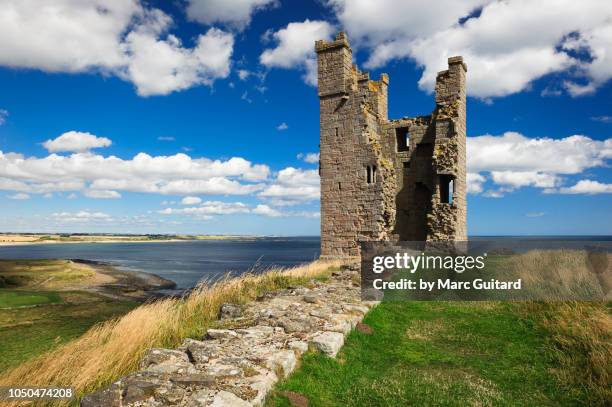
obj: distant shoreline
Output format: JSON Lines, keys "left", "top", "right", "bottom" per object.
{"left": 69, "top": 259, "right": 177, "bottom": 300}
{"left": 0, "top": 234, "right": 263, "bottom": 247}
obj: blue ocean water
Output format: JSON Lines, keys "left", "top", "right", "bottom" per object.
{"left": 0, "top": 237, "right": 320, "bottom": 289}
{"left": 1, "top": 236, "right": 609, "bottom": 289}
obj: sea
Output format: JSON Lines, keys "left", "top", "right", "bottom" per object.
{"left": 0, "top": 237, "right": 320, "bottom": 289}
{"left": 0, "top": 236, "right": 609, "bottom": 289}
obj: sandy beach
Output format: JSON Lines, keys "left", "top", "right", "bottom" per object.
{"left": 0, "top": 234, "right": 260, "bottom": 247}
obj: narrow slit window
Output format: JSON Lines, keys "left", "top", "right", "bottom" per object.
{"left": 439, "top": 175, "right": 455, "bottom": 204}
{"left": 366, "top": 166, "right": 372, "bottom": 183}
{"left": 335, "top": 127, "right": 339, "bottom": 137}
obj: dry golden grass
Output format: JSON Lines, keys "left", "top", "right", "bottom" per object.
{"left": 0, "top": 259, "right": 343, "bottom": 406}
{"left": 500, "top": 249, "right": 609, "bottom": 300}
{"left": 507, "top": 250, "right": 611, "bottom": 404}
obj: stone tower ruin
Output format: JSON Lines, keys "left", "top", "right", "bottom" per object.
{"left": 316, "top": 33, "right": 467, "bottom": 259}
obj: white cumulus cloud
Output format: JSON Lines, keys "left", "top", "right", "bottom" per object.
{"left": 43, "top": 131, "right": 112, "bottom": 153}
{"left": 186, "top": 0, "right": 277, "bottom": 30}
{"left": 467, "top": 173, "right": 486, "bottom": 194}
{"left": 0, "top": 1, "right": 234, "bottom": 96}
{"left": 51, "top": 210, "right": 112, "bottom": 222}
{"left": 159, "top": 200, "right": 250, "bottom": 215}
{"left": 83, "top": 189, "right": 121, "bottom": 199}
{"left": 297, "top": 152, "right": 319, "bottom": 164}
{"left": 0, "top": 143, "right": 270, "bottom": 197}
{"left": 260, "top": 20, "right": 334, "bottom": 85}
{"left": 252, "top": 204, "right": 282, "bottom": 217}
{"left": 259, "top": 167, "right": 320, "bottom": 202}
{"left": 159, "top": 200, "right": 318, "bottom": 218}
{"left": 467, "top": 132, "right": 612, "bottom": 195}
{"left": 549, "top": 180, "right": 612, "bottom": 194}
{"left": 468, "top": 132, "right": 611, "bottom": 174}
{"left": 181, "top": 196, "right": 202, "bottom": 205}
{"left": 327, "top": 0, "right": 612, "bottom": 98}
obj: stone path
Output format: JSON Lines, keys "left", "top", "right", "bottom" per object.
{"left": 82, "top": 267, "right": 377, "bottom": 406}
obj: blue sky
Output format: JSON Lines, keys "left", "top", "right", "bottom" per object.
{"left": 0, "top": 0, "right": 610, "bottom": 236}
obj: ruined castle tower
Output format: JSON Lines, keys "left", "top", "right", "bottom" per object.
{"left": 316, "top": 33, "right": 467, "bottom": 259}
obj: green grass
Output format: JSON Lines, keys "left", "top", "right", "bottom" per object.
{"left": 0, "top": 290, "right": 138, "bottom": 372}
{"left": 0, "top": 290, "right": 62, "bottom": 308}
{"left": 268, "top": 301, "right": 595, "bottom": 407}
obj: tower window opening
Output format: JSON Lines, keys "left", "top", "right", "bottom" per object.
{"left": 440, "top": 175, "right": 455, "bottom": 204}
{"left": 366, "top": 165, "right": 377, "bottom": 184}
{"left": 396, "top": 128, "right": 410, "bottom": 152}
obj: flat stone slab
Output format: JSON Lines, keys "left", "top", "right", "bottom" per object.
{"left": 311, "top": 331, "right": 345, "bottom": 357}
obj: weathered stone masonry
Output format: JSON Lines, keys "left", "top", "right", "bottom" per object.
{"left": 317, "top": 33, "right": 467, "bottom": 259}
{"left": 81, "top": 267, "right": 376, "bottom": 407}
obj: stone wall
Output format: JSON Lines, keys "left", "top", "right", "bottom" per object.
{"left": 317, "top": 33, "right": 468, "bottom": 258}
{"left": 81, "top": 267, "right": 378, "bottom": 407}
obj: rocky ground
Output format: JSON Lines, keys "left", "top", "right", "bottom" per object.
{"left": 72, "top": 259, "right": 177, "bottom": 301}
{"left": 82, "top": 265, "right": 377, "bottom": 406}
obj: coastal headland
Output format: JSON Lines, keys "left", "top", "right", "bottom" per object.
{"left": 0, "top": 258, "right": 176, "bottom": 372}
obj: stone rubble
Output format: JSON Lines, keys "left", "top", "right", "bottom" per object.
{"left": 81, "top": 267, "right": 378, "bottom": 407}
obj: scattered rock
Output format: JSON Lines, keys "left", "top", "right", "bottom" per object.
{"left": 80, "top": 383, "right": 122, "bottom": 407}
{"left": 155, "top": 385, "right": 187, "bottom": 404}
{"left": 140, "top": 348, "right": 189, "bottom": 370}
{"left": 170, "top": 374, "right": 215, "bottom": 387}
{"left": 344, "top": 304, "right": 369, "bottom": 314}
{"left": 122, "top": 380, "right": 158, "bottom": 404}
{"left": 328, "top": 321, "right": 352, "bottom": 335}
{"left": 236, "top": 325, "right": 274, "bottom": 338}
{"left": 206, "top": 329, "right": 238, "bottom": 340}
{"left": 205, "top": 363, "right": 242, "bottom": 378}
{"left": 219, "top": 303, "right": 242, "bottom": 319}
{"left": 146, "top": 360, "right": 196, "bottom": 375}
{"left": 278, "top": 317, "right": 311, "bottom": 333}
{"left": 210, "top": 391, "right": 251, "bottom": 407}
{"left": 303, "top": 295, "right": 318, "bottom": 304}
{"left": 356, "top": 322, "right": 373, "bottom": 334}
{"left": 186, "top": 389, "right": 213, "bottom": 406}
{"left": 311, "top": 331, "right": 344, "bottom": 357}
{"left": 288, "top": 340, "right": 309, "bottom": 353}
{"left": 181, "top": 338, "right": 218, "bottom": 365}
{"left": 266, "top": 350, "right": 297, "bottom": 378}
